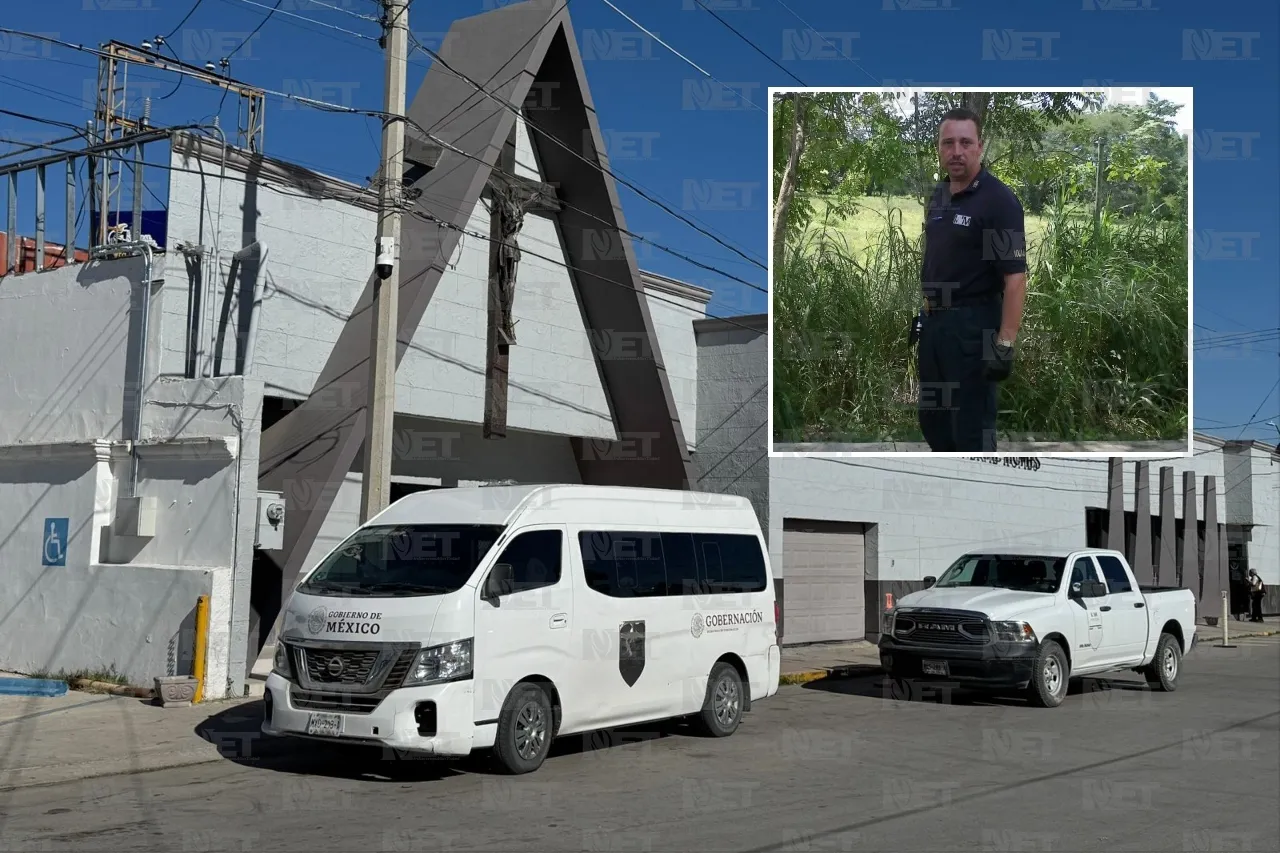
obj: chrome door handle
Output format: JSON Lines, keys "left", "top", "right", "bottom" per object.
{"left": 550, "top": 613, "right": 568, "bottom": 629}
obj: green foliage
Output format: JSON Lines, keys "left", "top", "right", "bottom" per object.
{"left": 772, "top": 91, "right": 1189, "bottom": 444}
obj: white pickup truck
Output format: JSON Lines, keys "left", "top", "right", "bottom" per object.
{"left": 879, "top": 547, "right": 1198, "bottom": 708}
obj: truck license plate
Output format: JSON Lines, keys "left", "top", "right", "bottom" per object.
{"left": 306, "top": 713, "right": 343, "bottom": 737}
{"left": 922, "top": 660, "right": 949, "bottom": 677}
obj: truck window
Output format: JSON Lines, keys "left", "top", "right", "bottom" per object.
{"left": 1067, "top": 557, "right": 1099, "bottom": 589}
{"left": 578, "top": 531, "right": 767, "bottom": 597}
{"left": 496, "top": 529, "right": 563, "bottom": 593}
{"left": 1095, "top": 555, "right": 1134, "bottom": 593}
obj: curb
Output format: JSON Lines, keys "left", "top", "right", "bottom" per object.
{"left": 69, "top": 678, "right": 154, "bottom": 699}
{"left": 0, "top": 677, "right": 68, "bottom": 698}
{"left": 780, "top": 664, "right": 883, "bottom": 685}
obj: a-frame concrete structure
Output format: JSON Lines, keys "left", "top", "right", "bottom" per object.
{"left": 255, "top": 0, "right": 697, "bottom": 644}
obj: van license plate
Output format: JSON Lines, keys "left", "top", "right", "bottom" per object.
{"left": 306, "top": 713, "right": 343, "bottom": 737}
{"left": 922, "top": 660, "right": 948, "bottom": 677}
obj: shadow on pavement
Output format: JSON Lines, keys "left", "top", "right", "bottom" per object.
{"left": 800, "top": 667, "right": 1156, "bottom": 707}
{"left": 195, "top": 701, "right": 694, "bottom": 782}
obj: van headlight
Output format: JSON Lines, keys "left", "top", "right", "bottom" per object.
{"left": 403, "top": 638, "right": 473, "bottom": 686}
{"left": 991, "top": 621, "right": 1037, "bottom": 643}
{"left": 273, "top": 643, "right": 292, "bottom": 678}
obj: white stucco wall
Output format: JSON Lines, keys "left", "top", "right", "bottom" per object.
{"left": 0, "top": 254, "right": 154, "bottom": 446}
{"left": 162, "top": 123, "right": 706, "bottom": 450}
{"left": 0, "top": 250, "right": 257, "bottom": 695}
{"left": 1241, "top": 446, "right": 1279, "bottom": 585}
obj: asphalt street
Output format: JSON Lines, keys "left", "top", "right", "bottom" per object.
{"left": 0, "top": 638, "right": 1276, "bottom": 853}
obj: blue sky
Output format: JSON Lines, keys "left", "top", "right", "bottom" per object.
{"left": 1, "top": 0, "right": 1276, "bottom": 442}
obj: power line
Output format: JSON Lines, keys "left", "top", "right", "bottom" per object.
{"left": 687, "top": 0, "right": 808, "bottom": 86}
{"left": 226, "top": 0, "right": 379, "bottom": 39}
{"left": 1, "top": 21, "right": 769, "bottom": 280}
{"left": 770, "top": 0, "right": 878, "bottom": 84}
{"left": 406, "top": 33, "right": 767, "bottom": 272}
{"left": 229, "top": 0, "right": 287, "bottom": 60}
{"left": 164, "top": 0, "right": 209, "bottom": 40}
{"left": 597, "top": 0, "right": 764, "bottom": 113}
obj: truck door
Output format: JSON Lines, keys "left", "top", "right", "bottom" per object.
{"left": 1094, "top": 554, "right": 1149, "bottom": 664}
{"left": 1067, "top": 555, "right": 1106, "bottom": 670}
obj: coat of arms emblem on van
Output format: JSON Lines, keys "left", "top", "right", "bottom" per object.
{"left": 691, "top": 613, "right": 705, "bottom": 638}
{"left": 308, "top": 606, "right": 328, "bottom": 635}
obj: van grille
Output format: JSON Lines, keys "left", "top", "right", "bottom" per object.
{"left": 303, "top": 648, "right": 381, "bottom": 685}
{"left": 287, "top": 649, "right": 417, "bottom": 715}
{"left": 894, "top": 609, "right": 988, "bottom": 645}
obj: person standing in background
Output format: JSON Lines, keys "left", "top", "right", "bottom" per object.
{"left": 1247, "top": 569, "right": 1265, "bottom": 622}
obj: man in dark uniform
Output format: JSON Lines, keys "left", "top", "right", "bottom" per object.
{"left": 914, "top": 108, "right": 1028, "bottom": 452}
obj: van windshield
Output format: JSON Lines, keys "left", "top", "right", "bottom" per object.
{"left": 297, "top": 524, "right": 505, "bottom": 598}
{"left": 933, "top": 554, "right": 1066, "bottom": 594}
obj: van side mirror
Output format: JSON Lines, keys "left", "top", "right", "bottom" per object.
{"left": 483, "top": 563, "right": 515, "bottom": 603}
{"left": 923, "top": 576, "right": 937, "bottom": 587}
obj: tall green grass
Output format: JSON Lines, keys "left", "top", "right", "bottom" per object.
{"left": 773, "top": 198, "right": 1188, "bottom": 443}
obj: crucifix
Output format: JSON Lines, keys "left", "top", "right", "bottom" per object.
{"left": 402, "top": 127, "right": 560, "bottom": 439}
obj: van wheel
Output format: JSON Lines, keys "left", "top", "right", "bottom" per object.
{"left": 1143, "top": 632, "right": 1180, "bottom": 692}
{"left": 1026, "top": 641, "right": 1069, "bottom": 708}
{"left": 693, "top": 662, "right": 744, "bottom": 738}
{"left": 493, "top": 682, "right": 554, "bottom": 774}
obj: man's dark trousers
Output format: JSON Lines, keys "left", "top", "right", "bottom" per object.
{"left": 917, "top": 300, "right": 1001, "bottom": 451}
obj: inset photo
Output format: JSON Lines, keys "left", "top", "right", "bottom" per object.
{"left": 768, "top": 88, "right": 1191, "bottom": 455}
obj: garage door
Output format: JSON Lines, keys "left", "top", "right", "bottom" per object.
{"left": 781, "top": 521, "right": 865, "bottom": 644}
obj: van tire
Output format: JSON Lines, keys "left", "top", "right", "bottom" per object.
{"left": 693, "top": 662, "right": 744, "bottom": 738}
{"left": 1026, "top": 641, "right": 1069, "bottom": 708}
{"left": 493, "top": 682, "right": 554, "bottom": 775}
{"left": 1143, "top": 632, "right": 1180, "bottom": 692}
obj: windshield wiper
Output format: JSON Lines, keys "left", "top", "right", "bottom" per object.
{"left": 362, "top": 582, "right": 451, "bottom": 594}
{"left": 301, "top": 581, "right": 371, "bottom": 596}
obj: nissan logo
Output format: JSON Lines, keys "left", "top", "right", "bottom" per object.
{"left": 326, "top": 656, "right": 345, "bottom": 677}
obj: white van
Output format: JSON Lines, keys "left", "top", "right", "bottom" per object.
{"left": 262, "top": 483, "right": 781, "bottom": 773}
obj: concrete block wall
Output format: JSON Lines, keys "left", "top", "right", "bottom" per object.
{"left": 691, "top": 315, "right": 769, "bottom": 531}
{"left": 161, "top": 127, "right": 706, "bottom": 451}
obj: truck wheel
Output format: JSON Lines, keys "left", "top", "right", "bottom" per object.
{"left": 693, "top": 662, "right": 744, "bottom": 738}
{"left": 1026, "top": 641, "right": 1069, "bottom": 708}
{"left": 493, "top": 682, "right": 554, "bottom": 774}
{"left": 1144, "top": 632, "right": 1180, "bottom": 692}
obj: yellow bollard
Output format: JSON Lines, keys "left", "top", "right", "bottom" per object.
{"left": 193, "top": 594, "right": 210, "bottom": 703}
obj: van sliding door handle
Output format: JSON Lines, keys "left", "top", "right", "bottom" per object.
{"left": 1099, "top": 605, "right": 1112, "bottom": 612}
{"left": 550, "top": 613, "right": 568, "bottom": 629}
{"left": 1134, "top": 602, "right": 1145, "bottom": 608}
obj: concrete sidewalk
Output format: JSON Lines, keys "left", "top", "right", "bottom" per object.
{"left": 0, "top": 621, "right": 1272, "bottom": 791}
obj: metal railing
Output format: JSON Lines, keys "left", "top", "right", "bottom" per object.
{"left": 1, "top": 128, "right": 173, "bottom": 276}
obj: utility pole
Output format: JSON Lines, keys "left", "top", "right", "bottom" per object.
{"left": 361, "top": 0, "right": 410, "bottom": 523}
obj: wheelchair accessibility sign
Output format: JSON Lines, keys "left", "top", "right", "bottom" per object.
{"left": 42, "top": 518, "right": 68, "bottom": 567}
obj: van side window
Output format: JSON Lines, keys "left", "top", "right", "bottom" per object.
{"left": 697, "top": 533, "right": 768, "bottom": 593}
{"left": 496, "top": 529, "right": 563, "bottom": 593}
{"left": 1095, "top": 555, "right": 1133, "bottom": 594}
{"left": 578, "top": 530, "right": 767, "bottom": 597}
